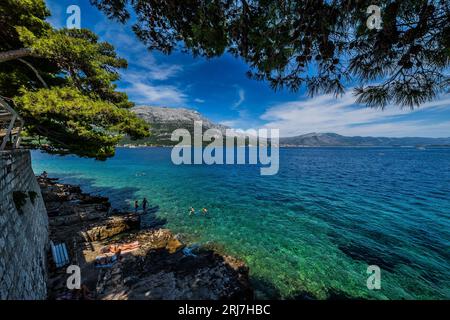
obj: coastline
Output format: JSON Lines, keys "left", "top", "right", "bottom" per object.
{"left": 38, "top": 175, "right": 253, "bottom": 300}
{"left": 117, "top": 144, "right": 450, "bottom": 149}
{"left": 31, "top": 146, "right": 450, "bottom": 300}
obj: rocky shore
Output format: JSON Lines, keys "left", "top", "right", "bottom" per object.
{"left": 38, "top": 176, "right": 253, "bottom": 300}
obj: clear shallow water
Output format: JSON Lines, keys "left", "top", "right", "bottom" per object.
{"left": 32, "top": 147, "right": 450, "bottom": 299}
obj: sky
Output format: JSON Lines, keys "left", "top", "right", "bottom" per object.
{"left": 45, "top": 0, "right": 450, "bottom": 137}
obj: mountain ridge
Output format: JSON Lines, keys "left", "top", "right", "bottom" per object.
{"left": 279, "top": 132, "right": 450, "bottom": 146}
{"left": 121, "top": 106, "right": 229, "bottom": 145}
{"left": 124, "top": 106, "right": 450, "bottom": 147}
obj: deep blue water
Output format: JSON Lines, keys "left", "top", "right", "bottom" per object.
{"left": 31, "top": 147, "right": 450, "bottom": 299}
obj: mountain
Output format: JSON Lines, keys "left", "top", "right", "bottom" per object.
{"left": 279, "top": 132, "right": 450, "bottom": 147}
{"left": 121, "top": 106, "right": 228, "bottom": 145}
{"left": 123, "top": 106, "right": 450, "bottom": 147}
{"left": 132, "top": 106, "right": 228, "bottom": 132}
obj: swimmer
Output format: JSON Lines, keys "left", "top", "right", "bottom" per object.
{"left": 142, "top": 197, "right": 148, "bottom": 212}
{"left": 189, "top": 207, "right": 195, "bottom": 215}
{"left": 201, "top": 208, "right": 208, "bottom": 215}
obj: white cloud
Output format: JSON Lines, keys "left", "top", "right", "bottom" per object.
{"left": 124, "top": 82, "right": 187, "bottom": 106}
{"left": 91, "top": 20, "right": 187, "bottom": 106}
{"left": 94, "top": 19, "right": 186, "bottom": 80}
{"left": 94, "top": 20, "right": 138, "bottom": 49}
{"left": 219, "top": 109, "right": 263, "bottom": 130}
{"left": 261, "top": 92, "right": 450, "bottom": 137}
{"left": 221, "top": 87, "right": 254, "bottom": 128}
{"left": 133, "top": 55, "right": 183, "bottom": 81}
{"left": 216, "top": 86, "right": 248, "bottom": 128}
{"left": 219, "top": 120, "right": 240, "bottom": 127}
{"left": 194, "top": 98, "right": 205, "bottom": 103}
{"left": 150, "top": 65, "right": 183, "bottom": 80}
{"left": 232, "top": 88, "right": 245, "bottom": 109}
{"left": 122, "top": 71, "right": 187, "bottom": 105}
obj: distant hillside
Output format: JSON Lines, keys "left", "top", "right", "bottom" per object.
{"left": 122, "top": 107, "right": 450, "bottom": 147}
{"left": 279, "top": 133, "right": 450, "bottom": 147}
{"left": 121, "top": 106, "right": 229, "bottom": 146}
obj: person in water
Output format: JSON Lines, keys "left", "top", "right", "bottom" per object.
{"left": 189, "top": 207, "right": 195, "bottom": 215}
{"left": 142, "top": 198, "right": 148, "bottom": 212}
{"left": 134, "top": 200, "right": 139, "bottom": 213}
{"left": 201, "top": 208, "right": 208, "bottom": 215}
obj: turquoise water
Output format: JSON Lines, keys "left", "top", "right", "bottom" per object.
{"left": 31, "top": 147, "right": 450, "bottom": 299}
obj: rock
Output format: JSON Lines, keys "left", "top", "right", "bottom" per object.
{"left": 166, "top": 238, "right": 184, "bottom": 253}
{"left": 84, "top": 214, "right": 140, "bottom": 241}
{"left": 79, "top": 194, "right": 109, "bottom": 205}
{"left": 222, "top": 255, "right": 249, "bottom": 273}
{"left": 38, "top": 175, "right": 253, "bottom": 300}
{"left": 92, "top": 227, "right": 253, "bottom": 300}
{"left": 49, "top": 210, "right": 107, "bottom": 226}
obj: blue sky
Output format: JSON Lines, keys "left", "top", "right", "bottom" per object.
{"left": 45, "top": 0, "right": 450, "bottom": 137}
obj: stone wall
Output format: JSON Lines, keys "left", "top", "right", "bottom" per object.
{"left": 0, "top": 150, "right": 48, "bottom": 299}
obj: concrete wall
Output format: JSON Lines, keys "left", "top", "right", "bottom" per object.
{"left": 0, "top": 150, "right": 48, "bottom": 299}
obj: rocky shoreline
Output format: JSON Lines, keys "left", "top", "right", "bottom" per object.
{"left": 38, "top": 176, "right": 253, "bottom": 300}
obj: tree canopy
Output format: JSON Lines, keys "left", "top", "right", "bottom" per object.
{"left": 91, "top": 0, "right": 450, "bottom": 109}
{"left": 0, "top": 0, "right": 149, "bottom": 159}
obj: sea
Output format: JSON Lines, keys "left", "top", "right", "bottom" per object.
{"left": 31, "top": 146, "right": 450, "bottom": 299}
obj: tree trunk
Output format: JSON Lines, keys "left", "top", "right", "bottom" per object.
{"left": 18, "top": 58, "right": 49, "bottom": 88}
{"left": 0, "top": 48, "right": 33, "bottom": 63}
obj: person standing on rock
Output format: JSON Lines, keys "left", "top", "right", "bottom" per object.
{"left": 134, "top": 200, "right": 139, "bottom": 213}
{"left": 142, "top": 198, "right": 148, "bottom": 213}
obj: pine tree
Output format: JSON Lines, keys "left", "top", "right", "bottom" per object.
{"left": 91, "top": 0, "right": 450, "bottom": 109}
{"left": 0, "top": 0, "right": 149, "bottom": 159}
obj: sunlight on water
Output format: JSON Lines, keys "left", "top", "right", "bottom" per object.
{"left": 32, "top": 147, "right": 450, "bottom": 299}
